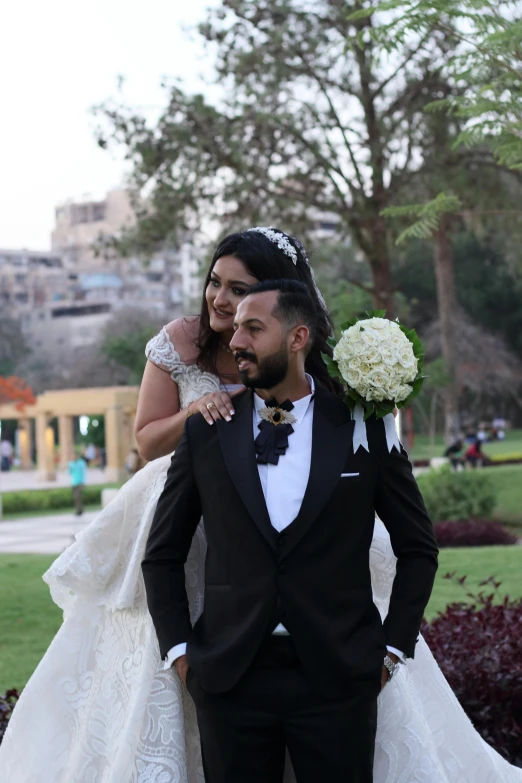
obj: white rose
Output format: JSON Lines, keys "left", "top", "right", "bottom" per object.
{"left": 385, "top": 378, "right": 402, "bottom": 399}
{"left": 348, "top": 356, "right": 363, "bottom": 371}
{"left": 345, "top": 368, "right": 363, "bottom": 389}
{"left": 396, "top": 383, "right": 412, "bottom": 402}
{"left": 364, "top": 346, "right": 381, "bottom": 364}
{"left": 368, "top": 386, "right": 386, "bottom": 402}
{"left": 364, "top": 317, "right": 388, "bottom": 331}
{"left": 366, "top": 368, "right": 390, "bottom": 399}
{"left": 397, "top": 344, "right": 416, "bottom": 368}
{"left": 379, "top": 342, "right": 398, "bottom": 366}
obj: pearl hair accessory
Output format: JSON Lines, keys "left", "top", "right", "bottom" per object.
{"left": 247, "top": 226, "right": 298, "bottom": 265}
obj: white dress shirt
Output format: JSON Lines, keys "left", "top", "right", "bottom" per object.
{"left": 164, "top": 375, "right": 404, "bottom": 667}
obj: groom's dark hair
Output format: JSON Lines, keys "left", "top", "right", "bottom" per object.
{"left": 244, "top": 279, "right": 318, "bottom": 352}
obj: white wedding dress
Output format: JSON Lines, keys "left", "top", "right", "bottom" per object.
{"left": 0, "top": 327, "right": 520, "bottom": 783}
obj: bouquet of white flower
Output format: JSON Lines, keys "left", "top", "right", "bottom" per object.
{"left": 323, "top": 311, "right": 425, "bottom": 420}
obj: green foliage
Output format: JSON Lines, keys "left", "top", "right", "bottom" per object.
{"left": 77, "top": 416, "right": 105, "bottom": 448}
{"left": 1, "top": 485, "right": 118, "bottom": 514}
{"left": 357, "top": 0, "right": 522, "bottom": 169}
{"left": 417, "top": 466, "right": 496, "bottom": 522}
{"left": 382, "top": 193, "right": 462, "bottom": 244}
{"left": 393, "top": 231, "right": 522, "bottom": 355}
{"left": 98, "top": 308, "right": 163, "bottom": 385}
{"left": 95, "top": 0, "right": 470, "bottom": 312}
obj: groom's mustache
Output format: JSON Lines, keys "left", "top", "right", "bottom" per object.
{"left": 234, "top": 351, "right": 257, "bottom": 364}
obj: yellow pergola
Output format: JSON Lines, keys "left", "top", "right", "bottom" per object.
{"left": 0, "top": 386, "right": 139, "bottom": 482}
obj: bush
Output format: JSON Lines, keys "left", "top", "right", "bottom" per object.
{"left": 417, "top": 465, "right": 496, "bottom": 522}
{"left": 422, "top": 579, "right": 522, "bottom": 767}
{"left": 435, "top": 519, "right": 518, "bottom": 548}
{"left": 0, "top": 689, "right": 19, "bottom": 745}
{"left": 1, "top": 484, "right": 119, "bottom": 514}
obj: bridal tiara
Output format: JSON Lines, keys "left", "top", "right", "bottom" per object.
{"left": 247, "top": 226, "right": 298, "bottom": 265}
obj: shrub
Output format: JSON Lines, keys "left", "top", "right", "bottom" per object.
{"left": 434, "top": 519, "right": 518, "bottom": 548}
{"left": 422, "top": 578, "right": 522, "bottom": 767}
{"left": 0, "top": 689, "right": 19, "bottom": 745}
{"left": 417, "top": 465, "right": 496, "bottom": 522}
{"left": 1, "top": 484, "right": 120, "bottom": 514}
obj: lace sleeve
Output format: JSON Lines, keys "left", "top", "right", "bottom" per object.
{"left": 145, "top": 326, "right": 187, "bottom": 383}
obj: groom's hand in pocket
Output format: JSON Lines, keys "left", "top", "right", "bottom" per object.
{"left": 174, "top": 654, "right": 190, "bottom": 686}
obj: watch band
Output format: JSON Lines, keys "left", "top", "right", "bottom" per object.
{"left": 383, "top": 654, "right": 399, "bottom": 681}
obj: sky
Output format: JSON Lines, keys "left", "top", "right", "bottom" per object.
{"left": 0, "top": 0, "right": 218, "bottom": 250}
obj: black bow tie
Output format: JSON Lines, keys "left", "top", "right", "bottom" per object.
{"left": 254, "top": 398, "right": 295, "bottom": 466}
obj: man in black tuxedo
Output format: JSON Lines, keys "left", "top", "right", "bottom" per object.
{"left": 142, "top": 279, "right": 438, "bottom": 783}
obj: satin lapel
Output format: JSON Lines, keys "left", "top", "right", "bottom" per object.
{"left": 216, "top": 391, "right": 277, "bottom": 550}
{"left": 282, "top": 390, "right": 354, "bottom": 558}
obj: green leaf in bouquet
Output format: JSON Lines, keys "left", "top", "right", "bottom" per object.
{"left": 364, "top": 403, "right": 377, "bottom": 421}
{"left": 339, "top": 317, "right": 359, "bottom": 331}
{"left": 365, "top": 309, "right": 387, "bottom": 319}
{"left": 401, "top": 375, "right": 425, "bottom": 406}
{"left": 321, "top": 353, "right": 341, "bottom": 378}
{"left": 343, "top": 394, "right": 356, "bottom": 411}
{"left": 345, "top": 387, "right": 363, "bottom": 404}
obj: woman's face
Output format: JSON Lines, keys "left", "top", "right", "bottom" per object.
{"left": 206, "top": 255, "right": 258, "bottom": 334}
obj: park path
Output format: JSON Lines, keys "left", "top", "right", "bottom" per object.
{"left": 0, "top": 511, "right": 96, "bottom": 554}
{"left": 0, "top": 468, "right": 106, "bottom": 493}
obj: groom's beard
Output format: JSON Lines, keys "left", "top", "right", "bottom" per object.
{"left": 236, "top": 345, "right": 289, "bottom": 390}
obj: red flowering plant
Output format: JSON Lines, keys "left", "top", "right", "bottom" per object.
{"left": 422, "top": 575, "right": 522, "bottom": 766}
{"left": 0, "top": 689, "right": 20, "bottom": 745}
{"left": 434, "top": 520, "right": 517, "bottom": 548}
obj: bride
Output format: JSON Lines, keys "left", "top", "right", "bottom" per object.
{"left": 0, "top": 227, "right": 520, "bottom": 783}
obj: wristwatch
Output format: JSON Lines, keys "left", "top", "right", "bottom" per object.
{"left": 383, "top": 654, "right": 400, "bottom": 681}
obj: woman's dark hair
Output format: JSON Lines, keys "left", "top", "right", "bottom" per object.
{"left": 196, "top": 228, "right": 340, "bottom": 393}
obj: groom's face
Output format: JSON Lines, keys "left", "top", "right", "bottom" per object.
{"left": 230, "top": 291, "right": 290, "bottom": 389}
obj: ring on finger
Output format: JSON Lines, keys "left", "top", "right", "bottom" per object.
{"left": 206, "top": 402, "right": 216, "bottom": 410}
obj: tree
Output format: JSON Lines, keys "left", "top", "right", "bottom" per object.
{"left": 98, "top": 307, "right": 165, "bottom": 385}
{"left": 96, "top": 0, "right": 468, "bottom": 316}
{"left": 0, "top": 316, "right": 27, "bottom": 376}
{"left": 362, "top": 0, "right": 522, "bottom": 168}
{"left": 0, "top": 377, "right": 36, "bottom": 411}
{"left": 363, "top": 0, "right": 522, "bottom": 440}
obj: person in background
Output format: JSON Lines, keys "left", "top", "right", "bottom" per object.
{"left": 84, "top": 442, "right": 96, "bottom": 465}
{"left": 0, "top": 439, "right": 13, "bottom": 472}
{"left": 68, "top": 451, "right": 87, "bottom": 515}
{"left": 476, "top": 424, "right": 488, "bottom": 443}
{"left": 465, "top": 438, "right": 485, "bottom": 468}
{"left": 444, "top": 438, "right": 464, "bottom": 470}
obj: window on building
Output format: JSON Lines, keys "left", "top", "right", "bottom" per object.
{"left": 92, "top": 203, "right": 106, "bottom": 221}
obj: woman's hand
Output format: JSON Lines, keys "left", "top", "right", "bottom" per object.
{"left": 186, "top": 388, "right": 246, "bottom": 425}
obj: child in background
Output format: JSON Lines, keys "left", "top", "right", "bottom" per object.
{"left": 69, "top": 451, "right": 87, "bottom": 515}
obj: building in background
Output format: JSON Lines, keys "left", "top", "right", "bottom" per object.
{"left": 1, "top": 189, "right": 203, "bottom": 363}
{"left": 52, "top": 188, "right": 136, "bottom": 271}
{"left": 0, "top": 249, "right": 68, "bottom": 313}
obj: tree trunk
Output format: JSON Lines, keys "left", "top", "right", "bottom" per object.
{"left": 369, "top": 216, "right": 395, "bottom": 317}
{"left": 433, "top": 218, "right": 460, "bottom": 445}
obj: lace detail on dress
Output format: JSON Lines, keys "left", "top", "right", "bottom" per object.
{"left": 145, "top": 326, "right": 187, "bottom": 381}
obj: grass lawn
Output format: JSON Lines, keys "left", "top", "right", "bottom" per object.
{"left": 1, "top": 504, "right": 101, "bottom": 522}
{"left": 0, "top": 555, "right": 61, "bottom": 692}
{"left": 1, "top": 546, "right": 521, "bottom": 691}
{"left": 424, "top": 545, "right": 522, "bottom": 618}
{"left": 409, "top": 428, "right": 522, "bottom": 462}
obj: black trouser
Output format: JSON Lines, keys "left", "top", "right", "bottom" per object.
{"left": 72, "top": 484, "right": 84, "bottom": 515}
{"left": 187, "top": 635, "right": 377, "bottom": 783}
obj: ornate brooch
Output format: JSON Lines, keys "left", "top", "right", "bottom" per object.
{"left": 258, "top": 406, "right": 297, "bottom": 426}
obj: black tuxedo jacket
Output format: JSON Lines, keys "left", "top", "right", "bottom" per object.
{"left": 142, "top": 384, "right": 438, "bottom": 698}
